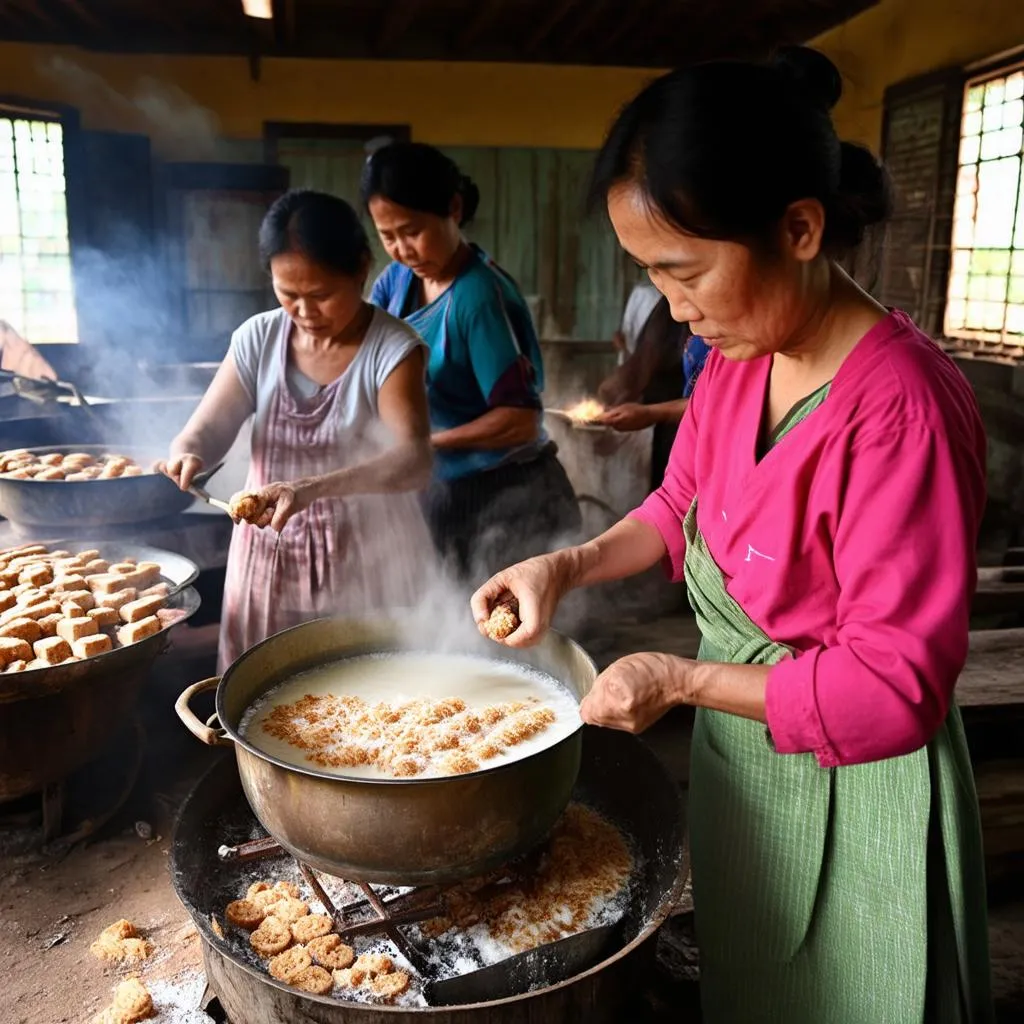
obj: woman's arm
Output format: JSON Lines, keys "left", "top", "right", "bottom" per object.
{"left": 598, "top": 399, "right": 689, "bottom": 431}
{"left": 432, "top": 407, "right": 538, "bottom": 450}
{"left": 163, "top": 352, "right": 254, "bottom": 489}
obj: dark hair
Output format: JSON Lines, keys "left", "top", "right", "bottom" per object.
{"left": 259, "top": 189, "right": 371, "bottom": 275}
{"left": 360, "top": 142, "right": 481, "bottom": 227}
{"left": 589, "top": 47, "right": 891, "bottom": 253}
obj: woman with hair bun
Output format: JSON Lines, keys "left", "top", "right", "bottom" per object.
{"left": 362, "top": 142, "right": 580, "bottom": 582}
{"left": 473, "top": 48, "right": 993, "bottom": 1022}
{"left": 161, "top": 189, "right": 435, "bottom": 670}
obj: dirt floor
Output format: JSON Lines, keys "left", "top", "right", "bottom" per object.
{"left": 1, "top": 615, "right": 1022, "bottom": 1024}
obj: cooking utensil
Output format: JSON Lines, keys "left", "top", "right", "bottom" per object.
{"left": 170, "top": 726, "right": 689, "bottom": 1019}
{"left": 543, "top": 408, "right": 609, "bottom": 432}
{"left": 189, "top": 482, "right": 232, "bottom": 515}
{"left": 427, "top": 923, "right": 618, "bottom": 1006}
{"left": 0, "top": 583, "right": 200, "bottom": 801}
{"left": 175, "top": 616, "right": 597, "bottom": 885}
{"left": 0, "top": 446, "right": 218, "bottom": 532}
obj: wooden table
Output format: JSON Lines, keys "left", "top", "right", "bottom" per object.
{"left": 957, "top": 627, "right": 1024, "bottom": 709}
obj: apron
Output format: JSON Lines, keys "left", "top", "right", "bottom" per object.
{"left": 218, "top": 333, "right": 434, "bottom": 672}
{"left": 683, "top": 387, "right": 993, "bottom": 1023}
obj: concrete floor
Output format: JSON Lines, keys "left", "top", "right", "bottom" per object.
{"left": 0, "top": 611, "right": 1021, "bottom": 1023}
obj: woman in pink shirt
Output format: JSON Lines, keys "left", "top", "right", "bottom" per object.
{"left": 473, "top": 47, "right": 992, "bottom": 1023}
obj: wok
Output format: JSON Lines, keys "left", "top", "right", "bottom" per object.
{"left": 0, "top": 584, "right": 200, "bottom": 800}
{"left": 176, "top": 617, "right": 597, "bottom": 885}
{"left": 0, "top": 445, "right": 208, "bottom": 531}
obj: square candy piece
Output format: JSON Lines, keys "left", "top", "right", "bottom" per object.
{"left": 0, "top": 618, "right": 43, "bottom": 644}
{"left": 117, "top": 616, "right": 161, "bottom": 646}
{"left": 33, "top": 636, "right": 72, "bottom": 665}
{"left": 0, "top": 636, "right": 32, "bottom": 666}
{"left": 96, "top": 589, "right": 138, "bottom": 611}
{"left": 71, "top": 634, "right": 113, "bottom": 659}
{"left": 87, "top": 607, "right": 120, "bottom": 629}
{"left": 119, "top": 595, "right": 165, "bottom": 624}
{"left": 56, "top": 617, "right": 99, "bottom": 643}
{"left": 88, "top": 574, "right": 133, "bottom": 596}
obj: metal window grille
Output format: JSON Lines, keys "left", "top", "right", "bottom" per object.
{"left": 0, "top": 112, "right": 78, "bottom": 343}
{"left": 945, "top": 62, "right": 1024, "bottom": 354}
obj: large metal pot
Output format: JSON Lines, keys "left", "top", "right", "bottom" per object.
{"left": 175, "top": 617, "right": 597, "bottom": 885}
{"left": 0, "top": 445, "right": 199, "bottom": 532}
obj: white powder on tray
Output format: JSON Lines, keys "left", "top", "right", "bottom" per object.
{"left": 209, "top": 802, "right": 634, "bottom": 1006}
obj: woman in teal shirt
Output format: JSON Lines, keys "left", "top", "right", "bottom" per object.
{"left": 363, "top": 142, "right": 580, "bottom": 582}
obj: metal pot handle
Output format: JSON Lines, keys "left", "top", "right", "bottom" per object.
{"left": 175, "top": 677, "right": 232, "bottom": 747}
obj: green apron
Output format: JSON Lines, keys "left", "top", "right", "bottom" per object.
{"left": 683, "top": 385, "right": 993, "bottom": 1023}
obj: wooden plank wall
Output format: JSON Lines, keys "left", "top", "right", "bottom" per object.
{"left": 278, "top": 139, "right": 635, "bottom": 341}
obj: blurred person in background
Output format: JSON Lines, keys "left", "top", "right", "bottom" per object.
{"left": 363, "top": 142, "right": 580, "bottom": 583}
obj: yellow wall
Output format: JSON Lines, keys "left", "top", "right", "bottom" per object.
{"left": 815, "top": 0, "right": 1024, "bottom": 150}
{"left": 0, "top": 42, "right": 657, "bottom": 158}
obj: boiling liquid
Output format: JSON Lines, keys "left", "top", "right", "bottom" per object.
{"left": 239, "top": 651, "right": 582, "bottom": 779}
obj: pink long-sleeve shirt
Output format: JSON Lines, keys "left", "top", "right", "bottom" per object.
{"left": 631, "top": 311, "right": 987, "bottom": 768}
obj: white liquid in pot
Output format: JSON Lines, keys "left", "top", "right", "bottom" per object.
{"left": 239, "top": 651, "right": 583, "bottom": 780}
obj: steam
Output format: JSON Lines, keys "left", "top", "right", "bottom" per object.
{"left": 40, "top": 56, "right": 224, "bottom": 159}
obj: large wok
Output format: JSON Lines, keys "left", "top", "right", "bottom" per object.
{"left": 0, "top": 445, "right": 206, "bottom": 531}
{"left": 176, "top": 617, "right": 597, "bottom": 886}
{"left": 0, "top": 541, "right": 201, "bottom": 801}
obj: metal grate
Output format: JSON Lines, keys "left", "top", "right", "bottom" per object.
{"left": 945, "top": 62, "right": 1024, "bottom": 354}
{"left": 0, "top": 112, "right": 78, "bottom": 344}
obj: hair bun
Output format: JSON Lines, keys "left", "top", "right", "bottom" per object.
{"left": 457, "top": 174, "right": 481, "bottom": 226}
{"left": 772, "top": 46, "right": 843, "bottom": 112}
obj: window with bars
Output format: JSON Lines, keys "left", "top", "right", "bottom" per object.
{"left": 0, "top": 112, "right": 78, "bottom": 343}
{"left": 945, "top": 63, "right": 1024, "bottom": 350}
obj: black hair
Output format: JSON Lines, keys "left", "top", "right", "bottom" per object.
{"left": 589, "top": 46, "right": 891, "bottom": 254}
{"left": 360, "top": 142, "right": 481, "bottom": 227}
{"left": 259, "top": 189, "right": 371, "bottom": 275}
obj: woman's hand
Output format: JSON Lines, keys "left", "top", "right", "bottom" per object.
{"left": 245, "top": 480, "right": 316, "bottom": 532}
{"left": 471, "top": 549, "right": 582, "bottom": 648}
{"left": 580, "top": 652, "right": 692, "bottom": 733}
{"left": 597, "top": 403, "right": 655, "bottom": 432}
{"left": 157, "top": 453, "right": 204, "bottom": 491}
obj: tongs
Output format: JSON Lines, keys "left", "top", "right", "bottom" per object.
{"left": 0, "top": 368, "right": 101, "bottom": 423}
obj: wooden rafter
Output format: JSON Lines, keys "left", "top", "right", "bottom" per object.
{"left": 52, "top": 0, "right": 103, "bottom": 31}
{"left": 524, "top": 0, "right": 581, "bottom": 53}
{"left": 453, "top": 0, "right": 502, "bottom": 54}
{"left": 6, "top": 0, "right": 61, "bottom": 31}
{"left": 374, "top": 0, "right": 421, "bottom": 54}
{"left": 595, "top": 0, "right": 657, "bottom": 60}
{"left": 557, "top": 0, "right": 610, "bottom": 53}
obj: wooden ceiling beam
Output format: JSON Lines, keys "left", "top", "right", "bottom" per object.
{"left": 6, "top": 0, "right": 62, "bottom": 31}
{"left": 524, "top": 0, "right": 581, "bottom": 54}
{"left": 374, "top": 0, "right": 421, "bottom": 55}
{"left": 453, "top": 0, "right": 502, "bottom": 54}
{"left": 594, "top": 0, "right": 655, "bottom": 60}
{"left": 557, "top": 0, "right": 609, "bottom": 53}
{"left": 53, "top": 0, "right": 103, "bottom": 31}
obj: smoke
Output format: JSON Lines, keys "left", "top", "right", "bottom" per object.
{"left": 40, "top": 56, "right": 224, "bottom": 159}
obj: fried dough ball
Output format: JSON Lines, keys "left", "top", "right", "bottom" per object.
{"left": 290, "top": 913, "right": 333, "bottom": 943}
{"left": 225, "top": 898, "right": 265, "bottom": 930}
{"left": 292, "top": 965, "right": 334, "bottom": 995}
{"left": 250, "top": 915, "right": 293, "bottom": 956}
{"left": 369, "top": 970, "right": 411, "bottom": 1002}
{"left": 484, "top": 597, "right": 520, "bottom": 641}
{"left": 268, "top": 944, "right": 312, "bottom": 982}
{"left": 229, "top": 491, "right": 267, "bottom": 524}
{"left": 307, "top": 933, "right": 355, "bottom": 970}
{"left": 92, "top": 977, "right": 155, "bottom": 1023}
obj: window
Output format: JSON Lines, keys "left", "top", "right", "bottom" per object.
{"left": 0, "top": 110, "right": 78, "bottom": 343}
{"left": 945, "top": 63, "right": 1024, "bottom": 351}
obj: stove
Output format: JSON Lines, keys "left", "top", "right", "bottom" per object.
{"left": 171, "top": 729, "right": 689, "bottom": 1023}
